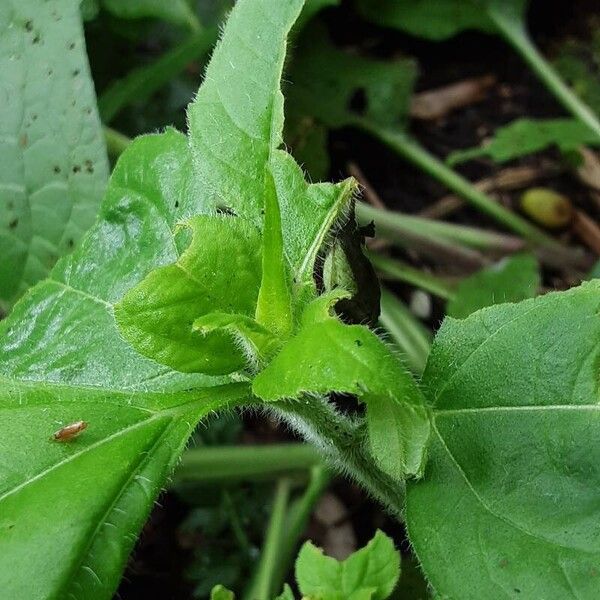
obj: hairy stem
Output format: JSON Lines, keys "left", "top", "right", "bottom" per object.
{"left": 272, "top": 397, "right": 405, "bottom": 518}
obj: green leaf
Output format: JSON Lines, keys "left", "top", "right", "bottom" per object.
{"left": 447, "top": 253, "right": 540, "bottom": 319}
{"left": 211, "top": 584, "right": 236, "bottom": 600}
{"left": 253, "top": 307, "right": 430, "bottom": 479}
{"left": 406, "top": 280, "right": 600, "bottom": 598}
{"left": 192, "top": 312, "right": 279, "bottom": 365}
{"left": 448, "top": 118, "right": 600, "bottom": 165}
{"left": 255, "top": 168, "right": 294, "bottom": 337}
{"left": 355, "top": 0, "right": 515, "bottom": 40}
{"left": 115, "top": 214, "right": 263, "bottom": 375}
{"left": 288, "top": 24, "right": 417, "bottom": 130}
{"left": 0, "top": 130, "right": 251, "bottom": 598}
{"left": 101, "top": 0, "right": 200, "bottom": 30}
{"left": 187, "top": 2, "right": 355, "bottom": 290}
{"left": 0, "top": 0, "right": 109, "bottom": 311}
{"left": 296, "top": 530, "right": 400, "bottom": 600}
{"left": 0, "top": 0, "right": 352, "bottom": 593}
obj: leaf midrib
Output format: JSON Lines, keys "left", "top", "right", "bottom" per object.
{"left": 0, "top": 382, "right": 249, "bottom": 503}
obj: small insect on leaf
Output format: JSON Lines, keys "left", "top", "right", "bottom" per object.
{"left": 52, "top": 421, "right": 88, "bottom": 442}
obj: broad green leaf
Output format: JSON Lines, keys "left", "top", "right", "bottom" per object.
{"left": 296, "top": 530, "right": 400, "bottom": 600}
{"left": 448, "top": 118, "right": 600, "bottom": 165}
{"left": 0, "top": 0, "right": 109, "bottom": 311}
{"left": 115, "top": 214, "right": 262, "bottom": 375}
{"left": 211, "top": 584, "right": 236, "bottom": 600}
{"left": 0, "top": 0, "right": 347, "bottom": 593}
{"left": 187, "top": 1, "right": 355, "bottom": 289}
{"left": 101, "top": 0, "right": 200, "bottom": 30}
{"left": 406, "top": 280, "right": 600, "bottom": 599}
{"left": 447, "top": 253, "right": 540, "bottom": 319}
{"left": 253, "top": 309, "right": 430, "bottom": 479}
{"left": 0, "top": 131, "right": 249, "bottom": 599}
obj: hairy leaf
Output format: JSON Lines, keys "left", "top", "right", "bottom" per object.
{"left": 406, "top": 281, "right": 600, "bottom": 598}
{"left": 0, "top": 0, "right": 318, "bottom": 594}
{"left": 115, "top": 215, "right": 262, "bottom": 375}
{"left": 0, "top": 0, "right": 108, "bottom": 310}
{"left": 187, "top": 3, "right": 355, "bottom": 289}
{"left": 447, "top": 253, "right": 540, "bottom": 319}
{"left": 0, "top": 130, "right": 250, "bottom": 598}
{"left": 296, "top": 530, "right": 400, "bottom": 600}
{"left": 253, "top": 305, "right": 430, "bottom": 479}
{"left": 448, "top": 118, "right": 600, "bottom": 165}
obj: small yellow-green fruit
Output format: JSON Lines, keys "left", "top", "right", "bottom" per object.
{"left": 520, "top": 187, "right": 573, "bottom": 229}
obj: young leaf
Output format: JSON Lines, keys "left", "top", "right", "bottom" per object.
{"left": 448, "top": 118, "right": 600, "bottom": 166}
{"left": 447, "top": 253, "right": 540, "bottom": 319}
{"left": 115, "top": 215, "right": 263, "bottom": 375}
{"left": 0, "top": 0, "right": 109, "bottom": 310}
{"left": 296, "top": 530, "right": 400, "bottom": 600}
{"left": 253, "top": 306, "right": 430, "bottom": 479}
{"left": 406, "top": 280, "right": 600, "bottom": 598}
{"left": 187, "top": 2, "right": 355, "bottom": 289}
{"left": 255, "top": 168, "right": 294, "bottom": 337}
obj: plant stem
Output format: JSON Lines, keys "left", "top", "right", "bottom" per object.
{"left": 356, "top": 120, "right": 559, "bottom": 248}
{"left": 379, "top": 287, "right": 433, "bottom": 376}
{"left": 490, "top": 12, "right": 600, "bottom": 139}
{"left": 357, "top": 202, "right": 523, "bottom": 254}
{"left": 271, "top": 466, "right": 333, "bottom": 593}
{"left": 369, "top": 253, "right": 456, "bottom": 300}
{"left": 103, "top": 126, "right": 131, "bottom": 159}
{"left": 272, "top": 397, "right": 405, "bottom": 518}
{"left": 173, "top": 443, "right": 321, "bottom": 484}
{"left": 247, "top": 478, "right": 292, "bottom": 600}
